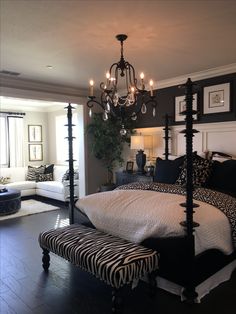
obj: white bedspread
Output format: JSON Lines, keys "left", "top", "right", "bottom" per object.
{"left": 76, "top": 189, "right": 234, "bottom": 255}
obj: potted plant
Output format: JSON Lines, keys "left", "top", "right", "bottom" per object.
{"left": 87, "top": 113, "right": 135, "bottom": 191}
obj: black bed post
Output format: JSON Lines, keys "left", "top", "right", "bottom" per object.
{"left": 179, "top": 78, "right": 200, "bottom": 303}
{"left": 65, "top": 103, "right": 76, "bottom": 224}
{"left": 163, "top": 114, "right": 170, "bottom": 160}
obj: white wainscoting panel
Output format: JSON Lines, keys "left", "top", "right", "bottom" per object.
{"left": 134, "top": 121, "right": 236, "bottom": 161}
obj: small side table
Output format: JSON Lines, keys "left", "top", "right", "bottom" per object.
{"left": 0, "top": 188, "right": 21, "bottom": 216}
{"left": 115, "top": 171, "right": 153, "bottom": 187}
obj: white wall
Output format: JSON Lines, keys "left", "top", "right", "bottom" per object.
{"left": 24, "top": 111, "right": 49, "bottom": 166}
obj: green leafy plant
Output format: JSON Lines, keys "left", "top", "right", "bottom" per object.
{"left": 87, "top": 113, "right": 135, "bottom": 184}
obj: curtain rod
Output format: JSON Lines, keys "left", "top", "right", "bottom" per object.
{"left": 0, "top": 111, "right": 26, "bottom": 116}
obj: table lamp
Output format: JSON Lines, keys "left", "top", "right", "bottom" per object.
{"left": 130, "top": 135, "right": 146, "bottom": 173}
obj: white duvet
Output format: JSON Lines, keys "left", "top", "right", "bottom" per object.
{"left": 76, "top": 189, "right": 234, "bottom": 255}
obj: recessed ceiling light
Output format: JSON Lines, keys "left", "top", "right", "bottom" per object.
{"left": 46, "top": 65, "right": 53, "bottom": 69}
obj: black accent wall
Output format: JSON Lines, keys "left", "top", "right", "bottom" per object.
{"left": 136, "top": 72, "right": 236, "bottom": 128}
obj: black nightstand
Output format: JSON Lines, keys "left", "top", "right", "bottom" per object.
{"left": 115, "top": 171, "right": 153, "bottom": 187}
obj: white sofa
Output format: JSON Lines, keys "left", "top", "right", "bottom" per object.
{"left": 0, "top": 166, "right": 79, "bottom": 202}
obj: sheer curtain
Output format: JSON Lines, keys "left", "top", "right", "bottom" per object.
{"left": 8, "top": 116, "right": 24, "bottom": 167}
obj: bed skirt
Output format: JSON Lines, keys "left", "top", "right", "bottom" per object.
{"left": 155, "top": 260, "right": 236, "bottom": 302}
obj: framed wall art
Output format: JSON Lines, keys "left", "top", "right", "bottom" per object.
{"left": 203, "top": 83, "right": 230, "bottom": 114}
{"left": 126, "top": 161, "right": 134, "bottom": 173}
{"left": 29, "top": 144, "right": 43, "bottom": 161}
{"left": 28, "top": 125, "right": 42, "bottom": 142}
{"left": 175, "top": 93, "right": 198, "bottom": 122}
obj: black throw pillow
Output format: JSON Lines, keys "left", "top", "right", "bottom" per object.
{"left": 206, "top": 160, "right": 236, "bottom": 195}
{"left": 154, "top": 156, "right": 184, "bottom": 184}
{"left": 45, "top": 164, "right": 54, "bottom": 174}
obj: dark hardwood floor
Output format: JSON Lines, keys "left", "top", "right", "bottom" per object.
{"left": 0, "top": 197, "right": 236, "bottom": 314}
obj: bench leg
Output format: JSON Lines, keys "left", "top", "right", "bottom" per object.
{"left": 112, "top": 288, "right": 123, "bottom": 314}
{"left": 42, "top": 249, "right": 50, "bottom": 271}
{"left": 148, "top": 271, "right": 157, "bottom": 298}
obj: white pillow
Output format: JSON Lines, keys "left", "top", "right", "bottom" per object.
{"left": 212, "top": 156, "right": 232, "bottom": 162}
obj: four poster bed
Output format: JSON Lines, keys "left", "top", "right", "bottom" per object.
{"left": 73, "top": 79, "right": 236, "bottom": 302}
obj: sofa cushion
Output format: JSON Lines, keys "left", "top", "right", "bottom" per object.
{"left": 38, "top": 173, "right": 53, "bottom": 182}
{"left": 26, "top": 165, "right": 46, "bottom": 181}
{"left": 62, "top": 169, "right": 79, "bottom": 182}
{"left": 45, "top": 164, "right": 54, "bottom": 174}
{"left": 7, "top": 181, "right": 36, "bottom": 190}
{"left": 36, "top": 181, "right": 64, "bottom": 194}
{"left": 53, "top": 166, "right": 69, "bottom": 182}
{"left": 0, "top": 167, "right": 27, "bottom": 182}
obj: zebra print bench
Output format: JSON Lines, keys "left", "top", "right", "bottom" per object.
{"left": 38, "top": 224, "right": 159, "bottom": 313}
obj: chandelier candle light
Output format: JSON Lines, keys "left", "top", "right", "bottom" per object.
{"left": 87, "top": 34, "right": 157, "bottom": 135}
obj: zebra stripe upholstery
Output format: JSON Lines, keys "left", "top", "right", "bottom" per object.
{"left": 39, "top": 224, "right": 159, "bottom": 289}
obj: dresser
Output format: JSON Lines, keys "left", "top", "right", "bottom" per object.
{"left": 115, "top": 171, "right": 153, "bottom": 187}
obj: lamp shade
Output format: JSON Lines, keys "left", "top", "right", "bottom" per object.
{"left": 130, "top": 135, "right": 144, "bottom": 150}
{"left": 144, "top": 135, "right": 153, "bottom": 149}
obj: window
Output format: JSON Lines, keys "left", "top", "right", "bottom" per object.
{"left": 0, "top": 115, "right": 24, "bottom": 167}
{"left": 0, "top": 116, "right": 8, "bottom": 166}
{"left": 55, "top": 114, "right": 79, "bottom": 165}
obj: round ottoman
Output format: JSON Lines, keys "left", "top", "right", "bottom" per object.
{"left": 0, "top": 188, "right": 21, "bottom": 216}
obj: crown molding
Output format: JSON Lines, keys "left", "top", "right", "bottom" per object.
{"left": 1, "top": 63, "right": 235, "bottom": 99}
{"left": 0, "top": 75, "right": 87, "bottom": 98}
{"left": 155, "top": 63, "right": 236, "bottom": 90}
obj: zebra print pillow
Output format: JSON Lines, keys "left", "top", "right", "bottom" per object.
{"left": 26, "top": 165, "right": 46, "bottom": 181}
{"left": 38, "top": 173, "right": 53, "bottom": 182}
{"left": 62, "top": 169, "right": 79, "bottom": 182}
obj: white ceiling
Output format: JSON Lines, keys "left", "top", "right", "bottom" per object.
{"left": 0, "top": 96, "right": 67, "bottom": 112}
{"left": 1, "top": 0, "right": 236, "bottom": 91}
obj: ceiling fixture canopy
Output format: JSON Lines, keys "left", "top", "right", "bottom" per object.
{"left": 87, "top": 34, "right": 157, "bottom": 135}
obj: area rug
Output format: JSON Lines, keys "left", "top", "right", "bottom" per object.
{"left": 0, "top": 199, "right": 60, "bottom": 221}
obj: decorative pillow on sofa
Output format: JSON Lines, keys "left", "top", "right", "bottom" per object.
{"left": 62, "top": 169, "right": 79, "bottom": 182}
{"left": 44, "top": 164, "right": 54, "bottom": 174}
{"left": 26, "top": 165, "right": 46, "bottom": 181}
{"left": 205, "top": 159, "right": 236, "bottom": 197}
{"left": 153, "top": 156, "right": 184, "bottom": 184}
{"left": 0, "top": 176, "right": 10, "bottom": 185}
{"left": 38, "top": 173, "right": 53, "bottom": 182}
{"left": 175, "top": 154, "right": 212, "bottom": 187}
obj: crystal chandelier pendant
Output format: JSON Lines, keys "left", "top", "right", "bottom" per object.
{"left": 105, "top": 102, "right": 110, "bottom": 113}
{"left": 86, "top": 34, "right": 157, "bottom": 127}
{"left": 103, "top": 111, "right": 108, "bottom": 121}
{"left": 131, "top": 113, "right": 137, "bottom": 121}
{"left": 152, "top": 107, "right": 156, "bottom": 117}
{"left": 89, "top": 108, "right": 92, "bottom": 118}
{"left": 141, "top": 103, "right": 147, "bottom": 114}
{"left": 120, "top": 124, "right": 127, "bottom": 136}
{"left": 113, "top": 93, "right": 119, "bottom": 107}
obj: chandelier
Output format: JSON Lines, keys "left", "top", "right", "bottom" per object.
{"left": 87, "top": 34, "right": 157, "bottom": 135}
